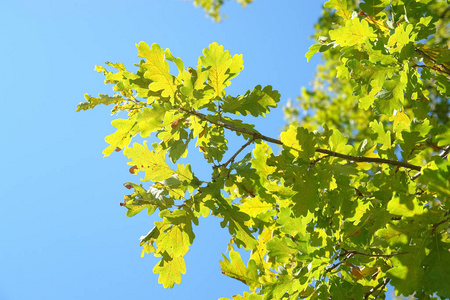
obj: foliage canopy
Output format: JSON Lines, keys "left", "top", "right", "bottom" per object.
{"left": 78, "top": 0, "right": 450, "bottom": 299}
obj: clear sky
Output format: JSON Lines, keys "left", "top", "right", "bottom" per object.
{"left": 0, "top": 1, "right": 326, "bottom": 299}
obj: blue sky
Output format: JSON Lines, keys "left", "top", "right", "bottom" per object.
{"left": 0, "top": 1, "right": 326, "bottom": 299}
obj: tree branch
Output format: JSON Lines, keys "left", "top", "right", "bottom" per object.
{"left": 325, "top": 251, "right": 355, "bottom": 273}
{"left": 184, "top": 109, "right": 281, "bottom": 144}
{"left": 219, "top": 138, "right": 254, "bottom": 168}
{"left": 184, "top": 109, "right": 422, "bottom": 171}
{"left": 364, "top": 278, "right": 390, "bottom": 299}
{"left": 325, "top": 249, "right": 407, "bottom": 274}
{"left": 342, "top": 249, "right": 408, "bottom": 258}
{"left": 315, "top": 149, "right": 421, "bottom": 171}
{"left": 415, "top": 48, "right": 450, "bottom": 76}
{"left": 431, "top": 217, "right": 450, "bottom": 233}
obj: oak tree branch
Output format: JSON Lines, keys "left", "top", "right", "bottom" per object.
{"left": 184, "top": 109, "right": 422, "bottom": 171}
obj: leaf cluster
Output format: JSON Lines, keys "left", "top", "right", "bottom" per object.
{"left": 79, "top": 0, "right": 450, "bottom": 298}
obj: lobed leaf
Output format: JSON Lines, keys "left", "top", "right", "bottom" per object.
{"left": 222, "top": 85, "right": 280, "bottom": 117}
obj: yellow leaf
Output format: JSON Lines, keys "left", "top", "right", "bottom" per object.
{"left": 324, "top": 0, "right": 352, "bottom": 20}
{"left": 387, "top": 24, "right": 414, "bottom": 53}
{"left": 393, "top": 110, "right": 411, "bottom": 135}
{"left": 239, "top": 196, "right": 273, "bottom": 218}
{"left": 136, "top": 42, "right": 177, "bottom": 99}
{"left": 200, "top": 42, "right": 234, "bottom": 97}
{"left": 123, "top": 142, "right": 174, "bottom": 182}
{"left": 103, "top": 117, "right": 138, "bottom": 157}
{"left": 329, "top": 18, "right": 377, "bottom": 48}
{"left": 153, "top": 255, "right": 186, "bottom": 288}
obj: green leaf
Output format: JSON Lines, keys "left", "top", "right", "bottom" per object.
{"left": 435, "top": 127, "right": 450, "bottom": 147}
{"left": 305, "top": 44, "right": 333, "bottom": 62}
{"left": 292, "top": 172, "right": 319, "bottom": 216}
{"left": 324, "top": 0, "right": 352, "bottom": 20}
{"left": 136, "top": 104, "right": 167, "bottom": 137}
{"left": 388, "top": 252, "right": 425, "bottom": 297}
{"left": 305, "top": 44, "right": 322, "bottom": 62}
{"left": 76, "top": 93, "right": 124, "bottom": 111}
{"left": 329, "top": 129, "right": 352, "bottom": 154}
{"left": 369, "top": 120, "right": 391, "bottom": 150}
{"left": 220, "top": 251, "right": 260, "bottom": 291}
{"left": 122, "top": 182, "right": 166, "bottom": 217}
{"left": 251, "top": 142, "right": 276, "bottom": 180}
{"left": 222, "top": 85, "right": 280, "bottom": 117}
{"left": 400, "top": 131, "right": 423, "bottom": 161}
{"left": 208, "top": 197, "right": 258, "bottom": 251}
{"left": 164, "top": 48, "right": 184, "bottom": 79}
{"left": 422, "top": 238, "right": 450, "bottom": 299}
{"left": 419, "top": 157, "right": 450, "bottom": 204}
{"left": 280, "top": 126, "right": 316, "bottom": 160}
{"left": 219, "top": 291, "right": 263, "bottom": 300}
{"left": 198, "top": 122, "right": 228, "bottom": 162}
{"left": 387, "top": 194, "right": 424, "bottom": 218}
{"left": 375, "top": 224, "right": 409, "bottom": 247}
{"left": 359, "top": 0, "right": 390, "bottom": 17}
{"left": 266, "top": 236, "right": 298, "bottom": 264}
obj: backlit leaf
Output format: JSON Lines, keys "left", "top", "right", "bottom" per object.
{"left": 137, "top": 42, "right": 177, "bottom": 98}
{"left": 124, "top": 142, "right": 174, "bottom": 182}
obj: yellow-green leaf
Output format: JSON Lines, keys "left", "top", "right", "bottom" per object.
{"left": 137, "top": 42, "right": 177, "bottom": 98}
{"left": 387, "top": 24, "right": 414, "bottom": 53}
{"left": 153, "top": 254, "right": 186, "bottom": 288}
{"left": 220, "top": 251, "right": 259, "bottom": 291}
{"left": 239, "top": 196, "right": 273, "bottom": 218}
{"left": 124, "top": 142, "right": 174, "bottom": 182}
{"left": 329, "top": 18, "right": 377, "bottom": 47}
{"left": 103, "top": 116, "right": 138, "bottom": 157}
{"left": 324, "top": 0, "right": 352, "bottom": 20}
{"left": 200, "top": 42, "right": 233, "bottom": 97}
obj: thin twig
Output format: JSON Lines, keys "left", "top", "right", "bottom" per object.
{"left": 375, "top": 278, "right": 390, "bottom": 299}
{"left": 411, "top": 64, "right": 427, "bottom": 69}
{"left": 415, "top": 48, "right": 450, "bottom": 76}
{"left": 184, "top": 108, "right": 422, "bottom": 171}
{"left": 315, "top": 149, "right": 421, "bottom": 171}
{"left": 440, "top": 145, "right": 450, "bottom": 159}
{"left": 325, "top": 251, "right": 355, "bottom": 273}
{"left": 311, "top": 154, "right": 330, "bottom": 166}
{"left": 343, "top": 249, "right": 408, "bottom": 258}
{"left": 431, "top": 217, "right": 450, "bottom": 233}
{"left": 217, "top": 138, "right": 255, "bottom": 169}
{"left": 364, "top": 278, "right": 390, "bottom": 299}
{"left": 184, "top": 108, "right": 281, "bottom": 144}
{"left": 326, "top": 249, "right": 407, "bottom": 274}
